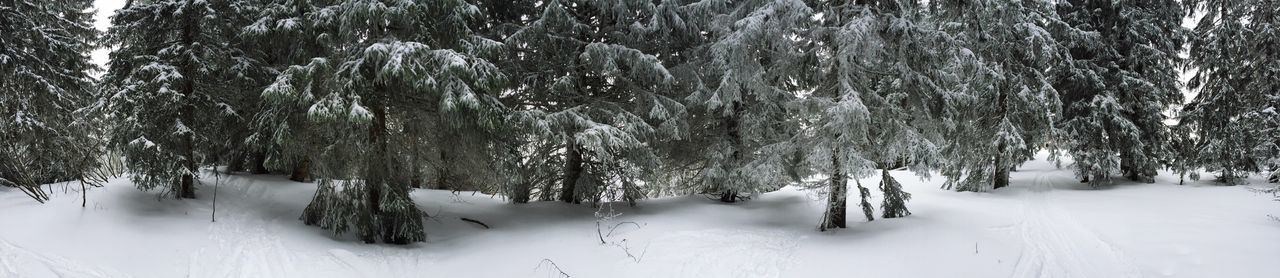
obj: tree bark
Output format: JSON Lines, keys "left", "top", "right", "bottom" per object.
{"left": 720, "top": 103, "right": 744, "bottom": 203}
{"left": 363, "top": 102, "right": 387, "bottom": 244}
{"left": 227, "top": 151, "right": 246, "bottom": 173}
{"left": 993, "top": 78, "right": 1010, "bottom": 190}
{"left": 993, "top": 143, "right": 1009, "bottom": 190}
{"left": 559, "top": 136, "right": 583, "bottom": 204}
{"left": 289, "top": 158, "right": 311, "bottom": 182}
{"left": 176, "top": 4, "right": 198, "bottom": 200}
{"left": 822, "top": 149, "right": 847, "bottom": 230}
{"left": 993, "top": 166, "right": 1010, "bottom": 189}
{"left": 434, "top": 148, "right": 449, "bottom": 190}
{"left": 250, "top": 152, "right": 270, "bottom": 174}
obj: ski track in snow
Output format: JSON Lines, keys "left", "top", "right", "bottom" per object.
{"left": 638, "top": 229, "right": 803, "bottom": 278}
{"left": 189, "top": 182, "right": 300, "bottom": 278}
{"left": 0, "top": 238, "right": 129, "bottom": 278}
{"left": 1007, "top": 172, "right": 1144, "bottom": 278}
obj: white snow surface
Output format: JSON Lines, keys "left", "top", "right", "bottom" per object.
{"left": 1, "top": 154, "right": 1278, "bottom": 278}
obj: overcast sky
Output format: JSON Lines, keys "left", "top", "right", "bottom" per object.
{"left": 91, "top": 0, "right": 128, "bottom": 70}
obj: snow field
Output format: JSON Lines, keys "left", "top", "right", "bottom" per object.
{"left": 1, "top": 154, "right": 1278, "bottom": 277}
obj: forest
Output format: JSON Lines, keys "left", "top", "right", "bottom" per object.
{"left": 3, "top": 0, "right": 1278, "bottom": 251}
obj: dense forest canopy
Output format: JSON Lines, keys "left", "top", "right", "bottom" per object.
{"left": 2, "top": 0, "right": 1277, "bottom": 244}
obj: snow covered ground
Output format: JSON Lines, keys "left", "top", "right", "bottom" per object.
{"left": 1, "top": 154, "right": 1278, "bottom": 278}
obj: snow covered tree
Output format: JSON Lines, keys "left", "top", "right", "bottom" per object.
{"left": 0, "top": 0, "right": 103, "bottom": 202}
{"left": 266, "top": 0, "right": 505, "bottom": 244}
{"left": 101, "top": 0, "right": 250, "bottom": 199}
{"left": 1183, "top": 0, "right": 1280, "bottom": 185}
{"left": 801, "top": 0, "right": 959, "bottom": 229}
{"left": 935, "top": 0, "right": 1065, "bottom": 192}
{"left": 1052, "top": 0, "right": 1187, "bottom": 187}
{"left": 242, "top": 0, "right": 341, "bottom": 183}
{"left": 499, "top": 0, "right": 685, "bottom": 205}
{"left": 1169, "top": 122, "right": 1200, "bottom": 185}
{"left": 678, "top": 0, "right": 812, "bottom": 203}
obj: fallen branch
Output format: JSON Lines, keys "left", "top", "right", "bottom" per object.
{"left": 460, "top": 217, "right": 490, "bottom": 229}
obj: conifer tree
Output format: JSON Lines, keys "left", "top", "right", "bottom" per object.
{"left": 803, "top": 0, "right": 957, "bottom": 229}
{"left": 1183, "top": 0, "right": 1280, "bottom": 185}
{"left": 1052, "top": 0, "right": 1187, "bottom": 187}
{"left": 244, "top": 0, "right": 340, "bottom": 182}
{"left": 500, "top": 0, "right": 685, "bottom": 205}
{"left": 682, "top": 0, "right": 811, "bottom": 203}
{"left": 266, "top": 0, "right": 504, "bottom": 244}
{"left": 102, "top": 0, "right": 247, "bottom": 199}
{"left": 935, "top": 0, "right": 1065, "bottom": 192}
{"left": 0, "top": 0, "right": 102, "bottom": 202}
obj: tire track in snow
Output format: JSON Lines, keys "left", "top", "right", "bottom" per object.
{"left": 1008, "top": 173, "right": 1143, "bottom": 278}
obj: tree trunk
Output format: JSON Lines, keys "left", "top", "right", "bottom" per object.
{"left": 993, "top": 145, "right": 1009, "bottom": 190}
{"left": 559, "top": 136, "right": 583, "bottom": 204}
{"left": 511, "top": 183, "right": 532, "bottom": 204}
{"left": 227, "top": 151, "right": 246, "bottom": 173}
{"left": 719, "top": 190, "right": 738, "bottom": 202}
{"left": 434, "top": 148, "right": 449, "bottom": 190}
{"left": 993, "top": 166, "right": 1010, "bottom": 189}
{"left": 289, "top": 158, "right": 311, "bottom": 182}
{"left": 176, "top": 6, "right": 198, "bottom": 200}
{"left": 821, "top": 150, "right": 847, "bottom": 230}
{"left": 993, "top": 80, "right": 1010, "bottom": 190}
{"left": 250, "top": 152, "right": 270, "bottom": 174}
{"left": 509, "top": 145, "right": 531, "bottom": 204}
{"left": 363, "top": 102, "right": 388, "bottom": 244}
{"left": 720, "top": 103, "right": 744, "bottom": 203}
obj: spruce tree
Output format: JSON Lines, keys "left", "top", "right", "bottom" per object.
{"left": 1052, "top": 0, "right": 1187, "bottom": 187}
{"left": 1183, "top": 0, "right": 1280, "bottom": 185}
{"left": 0, "top": 0, "right": 102, "bottom": 202}
{"left": 682, "top": 0, "right": 811, "bottom": 203}
{"left": 935, "top": 0, "right": 1065, "bottom": 192}
{"left": 101, "top": 0, "right": 247, "bottom": 199}
{"left": 244, "top": 0, "right": 340, "bottom": 183}
{"left": 803, "top": 0, "right": 957, "bottom": 229}
{"left": 266, "top": 0, "right": 504, "bottom": 244}
{"left": 500, "top": 0, "right": 685, "bottom": 205}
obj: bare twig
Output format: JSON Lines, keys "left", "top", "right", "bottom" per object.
{"left": 211, "top": 168, "right": 220, "bottom": 222}
{"left": 536, "top": 259, "right": 571, "bottom": 278}
{"left": 606, "top": 221, "right": 641, "bottom": 237}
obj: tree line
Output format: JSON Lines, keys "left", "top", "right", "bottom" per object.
{"left": 2, "top": 0, "right": 1277, "bottom": 243}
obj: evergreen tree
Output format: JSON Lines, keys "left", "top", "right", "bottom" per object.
{"left": 1169, "top": 122, "right": 1200, "bottom": 185}
{"left": 266, "top": 0, "right": 505, "bottom": 244}
{"left": 244, "top": 0, "right": 339, "bottom": 183}
{"left": 802, "top": 0, "right": 957, "bottom": 230}
{"left": 681, "top": 0, "right": 811, "bottom": 203}
{"left": 1052, "top": 0, "right": 1187, "bottom": 187}
{"left": 1183, "top": 0, "right": 1280, "bottom": 185}
{"left": 0, "top": 0, "right": 102, "bottom": 202}
{"left": 499, "top": 0, "right": 685, "bottom": 205}
{"left": 623, "top": 0, "right": 726, "bottom": 200}
{"left": 935, "top": 0, "right": 1065, "bottom": 192}
{"left": 101, "top": 0, "right": 247, "bottom": 199}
